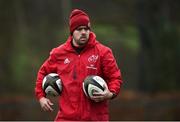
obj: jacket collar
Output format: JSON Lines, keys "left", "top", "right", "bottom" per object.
{"left": 64, "top": 32, "right": 97, "bottom": 52}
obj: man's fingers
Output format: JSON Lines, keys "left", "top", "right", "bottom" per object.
{"left": 46, "top": 101, "right": 54, "bottom": 111}
{"left": 42, "top": 104, "right": 48, "bottom": 111}
{"left": 93, "top": 92, "right": 102, "bottom": 96}
{"left": 39, "top": 97, "right": 54, "bottom": 112}
{"left": 42, "top": 100, "right": 54, "bottom": 112}
{"left": 47, "top": 99, "right": 54, "bottom": 106}
{"left": 91, "top": 95, "right": 104, "bottom": 102}
{"left": 43, "top": 104, "right": 53, "bottom": 112}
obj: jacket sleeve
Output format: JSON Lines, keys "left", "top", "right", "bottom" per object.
{"left": 34, "top": 49, "right": 57, "bottom": 100}
{"left": 101, "top": 48, "right": 123, "bottom": 97}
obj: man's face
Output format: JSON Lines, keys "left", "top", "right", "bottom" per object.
{"left": 72, "top": 26, "right": 90, "bottom": 47}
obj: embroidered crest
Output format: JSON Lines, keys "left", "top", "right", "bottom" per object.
{"left": 88, "top": 55, "right": 98, "bottom": 63}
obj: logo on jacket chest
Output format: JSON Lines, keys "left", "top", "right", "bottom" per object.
{"left": 88, "top": 55, "right": 98, "bottom": 63}
{"left": 64, "top": 58, "right": 70, "bottom": 64}
{"left": 86, "top": 55, "right": 99, "bottom": 71}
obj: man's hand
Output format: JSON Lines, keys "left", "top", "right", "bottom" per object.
{"left": 90, "top": 84, "right": 113, "bottom": 102}
{"left": 39, "top": 97, "right": 54, "bottom": 112}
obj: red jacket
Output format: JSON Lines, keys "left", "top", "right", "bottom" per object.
{"left": 35, "top": 32, "right": 123, "bottom": 121}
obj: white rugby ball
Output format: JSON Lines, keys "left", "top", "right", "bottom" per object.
{"left": 83, "top": 75, "right": 107, "bottom": 98}
{"left": 42, "top": 73, "right": 62, "bottom": 96}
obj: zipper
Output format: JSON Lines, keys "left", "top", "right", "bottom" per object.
{"left": 76, "top": 54, "right": 82, "bottom": 119}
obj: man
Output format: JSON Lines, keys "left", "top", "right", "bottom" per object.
{"left": 35, "top": 9, "right": 123, "bottom": 121}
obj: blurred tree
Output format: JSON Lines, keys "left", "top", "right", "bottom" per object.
{"left": 61, "top": 0, "right": 71, "bottom": 25}
{"left": 136, "top": 0, "right": 180, "bottom": 92}
{"left": 0, "top": 0, "right": 16, "bottom": 92}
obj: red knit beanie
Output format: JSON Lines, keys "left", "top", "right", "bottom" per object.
{"left": 69, "top": 9, "right": 90, "bottom": 34}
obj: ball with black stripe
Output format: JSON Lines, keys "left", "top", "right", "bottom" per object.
{"left": 83, "top": 75, "right": 107, "bottom": 99}
{"left": 42, "top": 73, "right": 62, "bottom": 97}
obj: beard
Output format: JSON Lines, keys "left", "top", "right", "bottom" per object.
{"left": 76, "top": 35, "right": 89, "bottom": 46}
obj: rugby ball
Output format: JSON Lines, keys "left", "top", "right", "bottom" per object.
{"left": 83, "top": 75, "right": 107, "bottom": 98}
{"left": 42, "top": 73, "right": 62, "bottom": 96}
